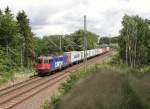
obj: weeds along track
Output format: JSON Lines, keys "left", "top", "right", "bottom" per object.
{"left": 0, "top": 52, "right": 111, "bottom": 109}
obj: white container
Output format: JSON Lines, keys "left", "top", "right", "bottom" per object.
{"left": 87, "top": 50, "right": 90, "bottom": 58}
{"left": 80, "top": 51, "right": 84, "bottom": 60}
{"left": 99, "top": 48, "right": 103, "bottom": 54}
{"left": 64, "top": 51, "right": 81, "bottom": 63}
{"left": 106, "top": 47, "right": 110, "bottom": 51}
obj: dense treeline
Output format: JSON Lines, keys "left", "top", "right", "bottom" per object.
{"left": 17, "top": 11, "right": 35, "bottom": 67}
{"left": 99, "top": 36, "right": 118, "bottom": 44}
{"left": 34, "top": 30, "right": 98, "bottom": 57}
{"left": 119, "top": 15, "right": 150, "bottom": 68}
{"left": 0, "top": 7, "right": 34, "bottom": 76}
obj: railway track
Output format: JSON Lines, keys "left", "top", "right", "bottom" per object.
{"left": 0, "top": 52, "right": 111, "bottom": 109}
{"left": 0, "top": 77, "right": 42, "bottom": 96}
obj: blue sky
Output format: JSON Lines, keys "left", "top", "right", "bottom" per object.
{"left": 0, "top": 0, "right": 150, "bottom": 37}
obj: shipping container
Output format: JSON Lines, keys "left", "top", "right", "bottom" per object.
{"left": 64, "top": 51, "right": 81, "bottom": 63}
{"left": 106, "top": 47, "right": 110, "bottom": 51}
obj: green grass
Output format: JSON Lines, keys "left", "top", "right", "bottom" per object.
{"left": 0, "top": 67, "right": 34, "bottom": 86}
{"left": 0, "top": 70, "right": 14, "bottom": 85}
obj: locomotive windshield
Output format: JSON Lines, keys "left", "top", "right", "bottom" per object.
{"left": 38, "top": 59, "right": 43, "bottom": 64}
{"left": 38, "top": 57, "right": 51, "bottom": 64}
{"left": 44, "top": 59, "right": 49, "bottom": 64}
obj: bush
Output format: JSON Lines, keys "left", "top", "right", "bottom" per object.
{"left": 42, "top": 95, "right": 60, "bottom": 109}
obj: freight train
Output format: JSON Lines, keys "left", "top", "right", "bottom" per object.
{"left": 36, "top": 46, "right": 110, "bottom": 76}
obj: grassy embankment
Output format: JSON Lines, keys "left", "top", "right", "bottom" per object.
{"left": 0, "top": 68, "right": 34, "bottom": 86}
{"left": 42, "top": 54, "right": 150, "bottom": 109}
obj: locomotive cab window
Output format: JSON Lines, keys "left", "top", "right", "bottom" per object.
{"left": 38, "top": 59, "right": 43, "bottom": 64}
{"left": 44, "top": 59, "right": 49, "bottom": 64}
{"left": 49, "top": 59, "right": 51, "bottom": 63}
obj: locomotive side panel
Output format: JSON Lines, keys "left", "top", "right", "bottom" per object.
{"left": 51, "top": 55, "right": 69, "bottom": 71}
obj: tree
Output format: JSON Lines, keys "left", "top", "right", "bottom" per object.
{"left": 0, "top": 7, "right": 18, "bottom": 48}
{"left": 40, "top": 35, "right": 63, "bottom": 55}
{"left": 69, "top": 30, "right": 98, "bottom": 51}
{"left": 99, "top": 37, "right": 110, "bottom": 44}
{"left": 0, "top": 48, "right": 9, "bottom": 73}
{"left": 119, "top": 15, "right": 150, "bottom": 68}
{"left": 16, "top": 10, "right": 35, "bottom": 67}
{"left": 0, "top": 9, "right": 2, "bottom": 16}
{"left": 34, "top": 30, "right": 99, "bottom": 56}
{"left": 4, "top": 6, "right": 12, "bottom": 16}
{"left": 0, "top": 7, "right": 19, "bottom": 69}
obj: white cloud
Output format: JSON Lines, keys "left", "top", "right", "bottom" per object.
{"left": 0, "top": 0, "right": 150, "bottom": 37}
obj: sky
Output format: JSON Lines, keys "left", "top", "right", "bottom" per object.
{"left": 0, "top": 0, "right": 150, "bottom": 37}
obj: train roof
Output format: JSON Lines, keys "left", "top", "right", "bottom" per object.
{"left": 38, "top": 56, "right": 52, "bottom": 60}
{"left": 38, "top": 55, "right": 67, "bottom": 60}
